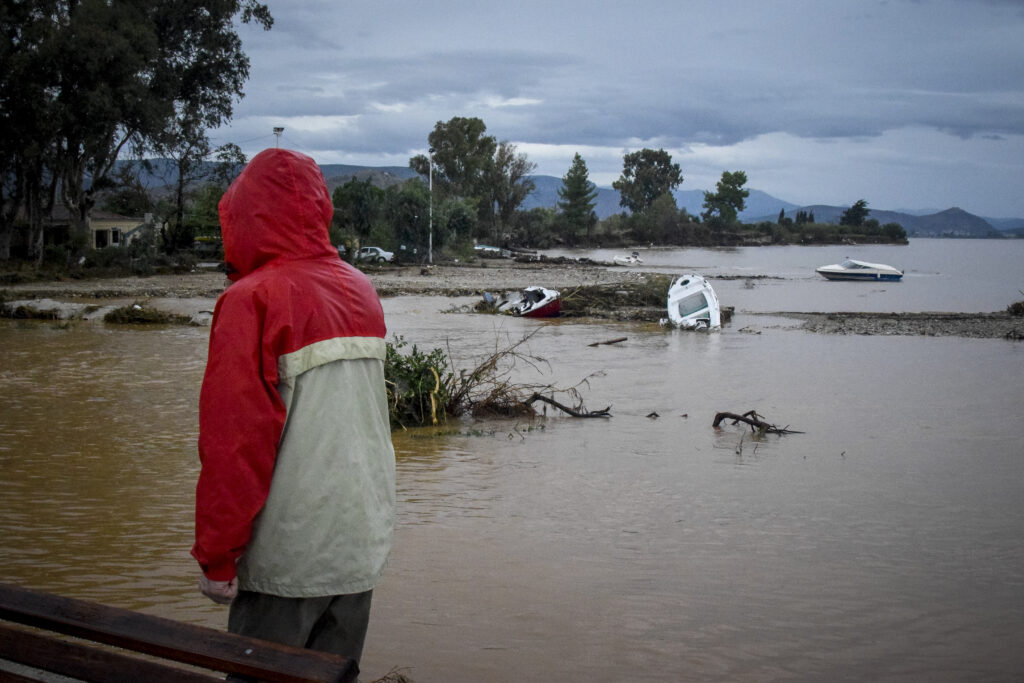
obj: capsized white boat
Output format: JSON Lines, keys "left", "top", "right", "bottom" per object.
{"left": 661, "top": 273, "right": 721, "bottom": 330}
{"left": 816, "top": 258, "right": 903, "bottom": 281}
{"left": 497, "top": 286, "right": 561, "bottom": 318}
{"left": 613, "top": 251, "right": 643, "bottom": 266}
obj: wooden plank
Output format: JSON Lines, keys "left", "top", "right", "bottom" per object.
{"left": 0, "top": 583, "right": 357, "bottom": 683}
{"left": 0, "top": 664, "right": 51, "bottom": 682}
{"left": 0, "top": 623, "right": 218, "bottom": 682}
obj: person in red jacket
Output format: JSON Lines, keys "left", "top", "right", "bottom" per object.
{"left": 192, "top": 148, "right": 395, "bottom": 666}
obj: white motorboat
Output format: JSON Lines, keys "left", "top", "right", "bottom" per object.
{"left": 816, "top": 258, "right": 903, "bottom": 281}
{"left": 662, "top": 273, "right": 721, "bottom": 330}
{"left": 613, "top": 251, "right": 643, "bottom": 266}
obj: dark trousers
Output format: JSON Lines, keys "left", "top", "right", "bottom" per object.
{"left": 227, "top": 589, "right": 373, "bottom": 664}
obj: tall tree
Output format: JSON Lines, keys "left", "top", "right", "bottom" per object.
{"left": 386, "top": 180, "right": 431, "bottom": 255}
{"left": 489, "top": 141, "right": 536, "bottom": 237}
{"left": 840, "top": 199, "right": 870, "bottom": 226}
{"left": 333, "top": 178, "right": 386, "bottom": 239}
{"left": 701, "top": 170, "right": 749, "bottom": 225}
{"left": 183, "top": 144, "right": 247, "bottom": 242}
{"left": 612, "top": 148, "right": 683, "bottom": 214}
{"left": 150, "top": 106, "right": 216, "bottom": 251}
{"left": 1, "top": 0, "right": 62, "bottom": 261}
{"left": 101, "top": 161, "right": 155, "bottom": 217}
{"left": 410, "top": 117, "right": 497, "bottom": 201}
{"left": 0, "top": 0, "right": 272, "bottom": 258}
{"left": 557, "top": 153, "right": 599, "bottom": 243}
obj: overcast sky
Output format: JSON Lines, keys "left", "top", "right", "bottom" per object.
{"left": 209, "top": 0, "right": 1024, "bottom": 217}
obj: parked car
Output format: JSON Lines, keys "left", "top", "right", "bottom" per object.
{"left": 354, "top": 246, "right": 394, "bottom": 263}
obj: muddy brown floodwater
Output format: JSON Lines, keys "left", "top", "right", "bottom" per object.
{"left": 2, "top": 240, "right": 1023, "bottom": 681}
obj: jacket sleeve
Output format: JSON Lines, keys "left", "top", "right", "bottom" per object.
{"left": 192, "top": 287, "right": 287, "bottom": 581}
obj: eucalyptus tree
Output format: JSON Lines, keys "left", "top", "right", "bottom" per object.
{"left": 0, "top": 0, "right": 273, "bottom": 259}
{"left": 410, "top": 117, "right": 537, "bottom": 241}
{"left": 701, "top": 170, "right": 749, "bottom": 225}
{"left": 489, "top": 141, "right": 536, "bottom": 238}
{"left": 0, "top": 0, "right": 62, "bottom": 260}
{"left": 612, "top": 148, "right": 683, "bottom": 214}
{"left": 165, "top": 142, "right": 247, "bottom": 247}
{"left": 410, "top": 117, "right": 496, "bottom": 201}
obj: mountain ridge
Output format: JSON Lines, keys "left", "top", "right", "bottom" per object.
{"left": 127, "top": 159, "right": 1019, "bottom": 238}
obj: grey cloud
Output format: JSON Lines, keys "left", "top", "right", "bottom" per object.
{"left": 213, "top": 0, "right": 1024, "bottom": 215}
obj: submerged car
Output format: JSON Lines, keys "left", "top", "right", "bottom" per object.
{"left": 354, "top": 246, "right": 394, "bottom": 263}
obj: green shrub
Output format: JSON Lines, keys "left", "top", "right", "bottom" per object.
{"left": 385, "top": 336, "right": 453, "bottom": 428}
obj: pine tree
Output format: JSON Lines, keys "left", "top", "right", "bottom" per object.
{"left": 558, "top": 153, "right": 599, "bottom": 243}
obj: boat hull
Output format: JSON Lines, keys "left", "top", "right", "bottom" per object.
{"left": 816, "top": 259, "right": 903, "bottom": 281}
{"left": 817, "top": 269, "right": 903, "bottom": 281}
{"left": 521, "top": 299, "right": 561, "bottom": 318}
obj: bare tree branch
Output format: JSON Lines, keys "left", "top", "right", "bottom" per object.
{"left": 713, "top": 410, "right": 803, "bottom": 434}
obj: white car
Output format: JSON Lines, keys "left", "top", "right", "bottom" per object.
{"left": 354, "top": 246, "right": 394, "bottom": 263}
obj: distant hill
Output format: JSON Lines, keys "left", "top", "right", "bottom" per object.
{"left": 986, "top": 217, "right": 1024, "bottom": 237}
{"left": 121, "top": 159, "right": 1019, "bottom": 237}
{"left": 319, "top": 164, "right": 418, "bottom": 194}
{"left": 760, "top": 205, "right": 1003, "bottom": 238}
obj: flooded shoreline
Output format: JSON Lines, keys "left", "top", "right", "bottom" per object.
{"left": 3, "top": 261, "right": 1021, "bottom": 338}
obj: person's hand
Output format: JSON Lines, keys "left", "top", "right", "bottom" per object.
{"left": 198, "top": 574, "right": 238, "bottom": 604}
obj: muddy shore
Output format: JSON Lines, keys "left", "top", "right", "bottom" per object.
{"left": 2, "top": 262, "right": 1021, "bottom": 339}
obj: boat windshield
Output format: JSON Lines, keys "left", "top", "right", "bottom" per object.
{"left": 676, "top": 291, "right": 709, "bottom": 318}
{"left": 841, "top": 259, "right": 866, "bottom": 269}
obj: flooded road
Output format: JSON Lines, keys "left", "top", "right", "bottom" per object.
{"left": 2, "top": 240, "right": 1023, "bottom": 681}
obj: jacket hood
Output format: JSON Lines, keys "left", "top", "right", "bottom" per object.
{"left": 218, "top": 148, "right": 336, "bottom": 279}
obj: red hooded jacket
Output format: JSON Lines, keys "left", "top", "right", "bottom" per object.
{"left": 192, "top": 148, "right": 389, "bottom": 583}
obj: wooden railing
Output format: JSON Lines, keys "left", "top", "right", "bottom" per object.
{"left": 0, "top": 582, "right": 358, "bottom": 682}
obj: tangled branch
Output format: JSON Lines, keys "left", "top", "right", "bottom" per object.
{"left": 712, "top": 410, "right": 803, "bottom": 435}
{"left": 524, "top": 392, "right": 611, "bottom": 418}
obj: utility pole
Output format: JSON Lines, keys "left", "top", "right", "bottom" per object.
{"left": 273, "top": 127, "right": 284, "bottom": 147}
{"left": 428, "top": 150, "right": 433, "bottom": 264}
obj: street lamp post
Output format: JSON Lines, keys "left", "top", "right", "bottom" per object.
{"left": 273, "top": 127, "right": 284, "bottom": 147}
{"left": 428, "top": 150, "right": 433, "bottom": 264}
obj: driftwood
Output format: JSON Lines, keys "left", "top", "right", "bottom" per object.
{"left": 525, "top": 392, "right": 611, "bottom": 418}
{"left": 588, "top": 336, "right": 628, "bottom": 347}
{"left": 713, "top": 410, "right": 803, "bottom": 435}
